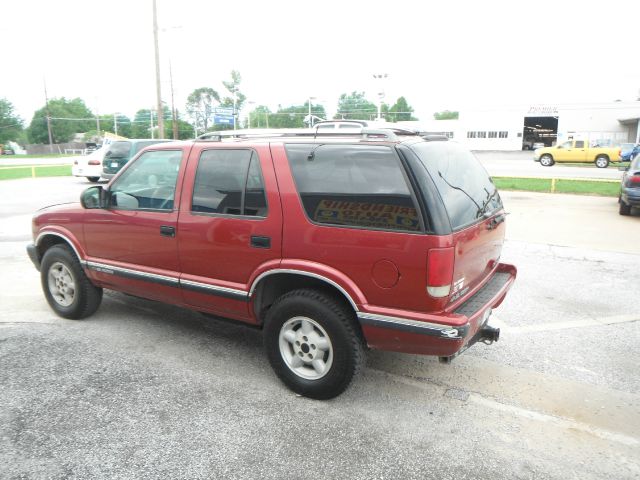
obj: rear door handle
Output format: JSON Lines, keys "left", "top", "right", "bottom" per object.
{"left": 250, "top": 235, "right": 271, "bottom": 248}
{"left": 160, "top": 225, "right": 175, "bottom": 237}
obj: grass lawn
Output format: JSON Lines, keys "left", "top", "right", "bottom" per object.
{"left": 0, "top": 165, "right": 72, "bottom": 180}
{"left": 493, "top": 177, "right": 619, "bottom": 197}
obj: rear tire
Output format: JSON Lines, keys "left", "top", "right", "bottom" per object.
{"left": 87, "top": 176, "right": 100, "bottom": 183}
{"left": 264, "top": 289, "right": 364, "bottom": 399}
{"left": 595, "top": 156, "right": 609, "bottom": 168}
{"left": 539, "top": 154, "right": 554, "bottom": 167}
{"left": 619, "top": 198, "right": 631, "bottom": 216}
{"left": 41, "top": 245, "right": 103, "bottom": 319}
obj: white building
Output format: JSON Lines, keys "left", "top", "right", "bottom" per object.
{"left": 400, "top": 101, "right": 640, "bottom": 151}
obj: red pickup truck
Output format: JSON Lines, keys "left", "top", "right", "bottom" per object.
{"left": 27, "top": 130, "right": 516, "bottom": 399}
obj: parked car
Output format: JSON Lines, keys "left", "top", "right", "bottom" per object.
{"left": 26, "top": 130, "right": 516, "bottom": 399}
{"left": 620, "top": 143, "right": 640, "bottom": 162}
{"left": 619, "top": 154, "right": 640, "bottom": 215}
{"left": 72, "top": 146, "right": 107, "bottom": 182}
{"left": 102, "top": 139, "right": 172, "bottom": 179}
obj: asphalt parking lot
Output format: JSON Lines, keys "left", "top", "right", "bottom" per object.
{"left": 1, "top": 176, "right": 639, "bottom": 479}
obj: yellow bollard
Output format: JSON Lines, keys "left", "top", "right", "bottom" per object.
{"left": 551, "top": 177, "right": 556, "bottom": 193}
{"left": 31, "top": 166, "right": 36, "bottom": 178}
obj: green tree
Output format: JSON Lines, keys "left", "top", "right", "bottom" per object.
{"left": 131, "top": 106, "right": 171, "bottom": 138}
{"left": 387, "top": 97, "right": 417, "bottom": 122}
{"left": 186, "top": 87, "right": 220, "bottom": 134}
{"left": 246, "top": 105, "right": 272, "bottom": 128}
{"left": 267, "top": 101, "right": 327, "bottom": 128}
{"left": 211, "top": 70, "right": 247, "bottom": 131}
{"left": 0, "top": 98, "right": 24, "bottom": 144}
{"left": 336, "top": 91, "right": 377, "bottom": 120}
{"left": 433, "top": 110, "right": 459, "bottom": 120}
{"left": 28, "top": 97, "right": 94, "bottom": 143}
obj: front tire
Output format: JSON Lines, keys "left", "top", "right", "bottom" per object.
{"left": 41, "top": 245, "right": 103, "bottom": 319}
{"left": 264, "top": 289, "right": 364, "bottom": 399}
{"left": 595, "top": 156, "right": 609, "bottom": 169}
{"left": 87, "top": 176, "right": 100, "bottom": 183}
{"left": 539, "top": 154, "right": 554, "bottom": 167}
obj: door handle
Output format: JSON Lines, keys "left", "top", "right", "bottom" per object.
{"left": 160, "top": 225, "right": 175, "bottom": 237}
{"left": 250, "top": 235, "right": 271, "bottom": 248}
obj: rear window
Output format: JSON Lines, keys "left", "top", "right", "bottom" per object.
{"left": 408, "top": 141, "right": 502, "bottom": 230}
{"left": 107, "top": 141, "right": 131, "bottom": 158}
{"left": 285, "top": 144, "right": 421, "bottom": 232}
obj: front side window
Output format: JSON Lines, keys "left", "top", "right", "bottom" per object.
{"left": 286, "top": 144, "right": 421, "bottom": 232}
{"left": 191, "top": 149, "right": 267, "bottom": 217}
{"left": 110, "top": 150, "right": 182, "bottom": 211}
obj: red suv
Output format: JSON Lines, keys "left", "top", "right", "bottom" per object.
{"left": 27, "top": 130, "right": 516, "bottom": 399}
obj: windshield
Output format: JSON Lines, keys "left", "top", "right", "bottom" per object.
{"left": 408, "top": 141, "right": 502, "bottom": 230}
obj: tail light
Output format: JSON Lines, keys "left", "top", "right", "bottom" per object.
{"left": 88, "top": 160, "right": 101, "bottom": 165}
{"left": 426, "top": 247, "right": 454, "bottom": 298}
{"left": 627, "top": 175, "right": 640, "bottom": 187}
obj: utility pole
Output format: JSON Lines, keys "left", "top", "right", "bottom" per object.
{"left": 152, "top": 0, "right": 164, "bottom": 138}
{"left": 43, "top": 78, "right": 54, "bottom": 152}
{"left": 170, "top": 61, "right": 178, "bottom": 139}
{"left": 113, "top": 114, "right": 118, "bottom": 136}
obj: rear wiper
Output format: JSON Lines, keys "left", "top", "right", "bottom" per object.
{"left": 477, "top": 187, "right": 499, "bottom": 218}
{"left": 437, "top": 171, "right": 482, "bottom": 212}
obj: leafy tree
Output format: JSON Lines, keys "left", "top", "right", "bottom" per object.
{"left": 433, "top": 110, "right": 459, "bottom": 120}
{"left": 0, "top": 98, "right": 24, "bottom": 144}
{"left": 246, "top": 105, "right": 272, "bottom": 128}
{"left": 28, "top": 97, "right": 94, "bottom": 143}
{"left": 387, "top": 97, "right": 417, "bottom": 122}
{"left": 186, "top": 87, "right": 220, "bottom": 134}
{"left": 213, "top": 70, "right": 247, "bottom": 131}
{"left": 267, "top": 101, "right": 327, "bottom": 128}
{"left": 336, "top": 91, "right": 377, "bottom": 120}
{"left": 131, "top": 106, "right": 172, "bottom": 138}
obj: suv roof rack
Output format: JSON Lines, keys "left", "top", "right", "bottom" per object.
{"left": 196, "top": 127, "right": 419, "bottom": 143}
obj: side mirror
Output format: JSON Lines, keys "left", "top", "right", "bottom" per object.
{"left": 80, "top": 186, "right": 106, "bottom": 209}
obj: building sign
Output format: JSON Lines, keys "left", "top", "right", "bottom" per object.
{"left": 526, "top": 105, "right": 559, "bottom": 116}
{"left": 213, "top": 107, "right": 235, "bottom": 125}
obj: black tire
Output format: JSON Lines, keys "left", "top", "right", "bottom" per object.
{"left": 264, "top": 289, "right": 365, "bottom": 400}
{"left": 619, "top": 198, "right": 631, "bottom": 216}
{"left": 595, "top": 155, "right": 609, "bottom": 169}
{"left": 40, "top": 245, "right": 103, "bottom": 319}
{"left": 539, "top": 154, "right": 554, "bottom": 167}
{"left": 87, "top": 176, "right": 100, "bottom": 183}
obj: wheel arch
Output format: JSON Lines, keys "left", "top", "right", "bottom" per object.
{"left": 250, "top": 270, "right": 361, "bottom": 325}
{"left": 35, "top": 231, "right": 85, "bottom": 266}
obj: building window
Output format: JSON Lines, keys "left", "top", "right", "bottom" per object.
{"left": 477, "top": 131, "right": 487, "bottom": 138}
{"left": 517, "top": 132, "right": 522, "bottom": 138}
{"left": 499, "top": 131, "right": 508, "bottom": 138}
{"left": 467, "top": 131, "right": 476, "bottom": 138}
{"left": 488, "top": 131, "right": 497, "bottom": 138}
{"left": 446, "top": 132, "right": 454, "bottom": 139}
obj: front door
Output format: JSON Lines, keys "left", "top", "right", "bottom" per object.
{"left": 177, "top": 144, "right": 282, "bottom": 322}
{"left": 83, "top": 148, "right": 187, "bottom": 303}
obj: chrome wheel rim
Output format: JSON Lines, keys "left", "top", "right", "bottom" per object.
{"left": 596, "top": 158, "right": 607, "bottom": 168}
{"left": 279, "top": 316, "right": 333, "bottom": 380}
{"left": 47, "top": 262, "right": 76, "bottom": 307}
{"left": 541, "top": 156, "right": 551, "bottom": 166}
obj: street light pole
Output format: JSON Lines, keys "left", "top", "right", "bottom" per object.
{"left": 373, "top": 73, "right": 388, "bottom": 121}
{"left": 152, "top": 0, "right": 164, "bottom": 139}
{"left": 308, "top": 96, "right": 316, "bottom": 127}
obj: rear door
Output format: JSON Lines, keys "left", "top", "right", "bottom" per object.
{"left": 176, "top": 144, "right": 282, "bottom": 322}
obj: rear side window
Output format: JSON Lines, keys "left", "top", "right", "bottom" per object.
{"left": 191, "top": 149, "right": 267, "bottom": 217}
{"left": 285, "top": 144, "right": 421, "bottom": 232}
{"left": 409, "top": 142, "right": 502, "bottom": 230}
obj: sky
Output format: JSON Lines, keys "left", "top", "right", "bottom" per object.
{"left": 2, "top": 0, "right": 639, "bottom": 125}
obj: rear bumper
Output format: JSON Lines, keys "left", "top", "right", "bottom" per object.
{"left": 621, "top": 189, "right": 640, "bottom": 207}
{"left": 358, "top": 262, "right": 516, "bottom": 357}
